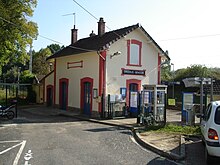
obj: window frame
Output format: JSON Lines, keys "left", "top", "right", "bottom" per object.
{"left": 127, "top": 39, "right": 142, "bottom": 67}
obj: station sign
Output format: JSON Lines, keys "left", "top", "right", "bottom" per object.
{"left": 121, "top": 68, "right": 145, "bottom": 76}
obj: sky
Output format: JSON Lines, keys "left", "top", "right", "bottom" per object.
{"left": 32, "top": 0, "right": 220, "bottom": 70}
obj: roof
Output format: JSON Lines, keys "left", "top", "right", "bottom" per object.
{"left": 47, "top": 23, "right": 170, "bottom": 60}
{"left": 39, "top": 70, "right": 54, "bottom": 83}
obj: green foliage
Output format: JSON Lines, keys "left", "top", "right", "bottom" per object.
{"left": 20, "top": 70, "right": 35, "bottom": 83}
{"left": 32, "top": 48, "right": 52, "bottom": 76}
{"left": 174, "top": 64, "right": 210, "bottom": 81}
{"left": 47, "top": 44, "right": 64, "bottom": 54}
{"left": 0, "top": 0, "right": 38, "bottom": 69}
{"left": 26, "top": 86, "right": 36, "bottom": 103}
{"left": 161, "top": 64, "right": 173, "bottom": 82}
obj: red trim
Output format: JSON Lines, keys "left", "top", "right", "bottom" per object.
{"left": 158, "top": 53, "right": 161, "bottom": 84}
{"left": 127, "top": 40, "right": 130, "bottom": 65}
{"left": 126, "top": 79, "right": 141, "bottom": 105}
{"left": 127, "top": 39, "right": 142, "bottom": 66}
{"left": 53, "top": 59, "right": 56, "bottom": 105}
{"left": 67, "top": 60, "right": 83, "bottom": 69}
{"left": 59, "top": 78, "right": 69, "bottom": 110}
{"left": 80, "top": 77, "right": 93, "bottom": 113}
{"left": 46, "top": 85, "right": 53, "bottom": 104}
{"left": 98, "top": 51, "right": 106, "bottom": 113}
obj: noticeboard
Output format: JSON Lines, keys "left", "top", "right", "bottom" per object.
{"left": 130, "top": 92, "right": 138, "bottom": 108}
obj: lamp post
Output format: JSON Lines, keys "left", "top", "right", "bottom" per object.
{"left": 15, "top": 67, "right": 21, "bottom": 118}
{"left": 171, "top": 63, "right": 175, "bottom": 99}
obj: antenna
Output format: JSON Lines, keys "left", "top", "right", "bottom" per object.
{"left": 62, "top": 13, "right": 76, "bottom": 28}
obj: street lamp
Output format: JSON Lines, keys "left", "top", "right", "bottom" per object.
{"left": 171, "top": 63, "right": 175, "bottom": 99}
{"left": 15, "top": 66, "right": 21, "bottom": 118}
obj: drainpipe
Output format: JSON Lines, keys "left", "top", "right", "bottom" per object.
{"left": 97, "top": 51, "right": 106, "bottom": 118}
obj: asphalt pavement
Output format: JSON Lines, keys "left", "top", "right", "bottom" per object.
{"left": 0, "top": 106, "right": 178, "bottom": 165}
{"left": 0, "top": 105, "right": 218, "bottom": 165}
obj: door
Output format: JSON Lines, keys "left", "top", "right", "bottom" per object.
{"left": 59, "top": 79, "right": 68, "bottom": 110}
{"left": 83, "top": 82, "right": 91, "bottom": 115}
{"left": 46, "top": 86, "right": 53, "bottom": 106}
{"left": 201, "top": 103, "right": 212, "bottom": 137}
{"left": 129, "top": 83, "right": 138, "bottom": 117}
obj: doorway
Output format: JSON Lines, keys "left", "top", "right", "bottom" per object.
{"left": 81, "top": 77, "right": 93, "bottom": 116}
{"left": 46, "top": 85, "right": 53, "bottom": 106}
{"left": 59, "top": 78, "right": 69, "bottom": 110}
{"left": 126, "top": 79, "right": 141, "bottom": 117}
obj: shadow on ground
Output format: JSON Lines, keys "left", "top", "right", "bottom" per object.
{"left": 147, "top": 157, "right": 177, "bottom": 165}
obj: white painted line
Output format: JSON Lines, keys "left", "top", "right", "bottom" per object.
{"left": 13, "top": 140, "right": 26, "bottom": 165}
{"left": 0, "top": 140, "right": 23, "bottom": 143}
{"left": 0, "top": 142, "right": 23, "bottom": 155}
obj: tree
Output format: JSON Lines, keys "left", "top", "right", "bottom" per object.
{"left": 47, "top": 44, "right": 64, "bottom": 54}
{"left": 0, "top": 0, "right": 38, "bottom": 74}
{"left": 161, "top": 64, "right": 172, "bottom": 82}
{"left": 174, "top": 65, "right": 210, "bottom": 81}
{"left": 32, "top": 48, "right": 52, "bottom": 76}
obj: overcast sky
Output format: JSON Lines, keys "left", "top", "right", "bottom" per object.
{"left": 32, "top": 0, "right": 220, "bottom": 70}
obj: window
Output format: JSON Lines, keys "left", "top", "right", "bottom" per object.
{"left": 204, "top": 103, "right": 212, "bottom": 121}
{"left": 127, "top": 39, "right": 142, "bottom": 66}
{"left": 215, "top": 106, "right": 220, "bottom": 125}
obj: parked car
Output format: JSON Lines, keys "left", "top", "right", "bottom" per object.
{"left": 199, "top": 101, "right": 220, "bottom": 164}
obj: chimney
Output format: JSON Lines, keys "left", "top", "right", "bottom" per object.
{"left": 71, "top": 25, "right": 78, "bottom": 44}
{"left": 98, "top": 17, "right": 105, "bottom": 36}
{"left": 89, "top": 30, "right": 96, "bottom": 37}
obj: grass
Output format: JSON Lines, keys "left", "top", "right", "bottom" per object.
{"left": 140, "top": 123, "right": 201, "bottom": 136}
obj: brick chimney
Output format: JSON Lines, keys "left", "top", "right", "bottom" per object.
{"left": 98, "top": 17, "right": 105, "bottom": 36}
{"left": 71, "top": 25, "right": 78, "bottom": 44}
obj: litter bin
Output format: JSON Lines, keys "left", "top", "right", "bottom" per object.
{"left": 186, "top": 106, "right": 195, "bottom": 126}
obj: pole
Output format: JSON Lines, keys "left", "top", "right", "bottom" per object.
{"left": 137, "top": 92, "right": 141, "bottom": 124}
{"left": 200, "top": 78, "right": 204, "bottom": 115}
{"left": 29, "top": 43, "right": 33, "bottom": 74}
{"left": 210, "top": 78, "right": 214, "bottom": 102}
{"left": 171, "top": 63, "right": 175, "bottom": 99}
{"left": 15, "top": 85, "right": 18, "bottom": 118}
{"left": 5, "top": 85, "right": 8, "bottom": 106}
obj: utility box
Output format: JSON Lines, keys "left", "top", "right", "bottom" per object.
{"left": 185, "top": 104, "right": 195, "bottom": 126}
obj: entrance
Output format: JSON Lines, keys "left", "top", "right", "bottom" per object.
{"left": 59, "top": 79, "right": 68, "bottom": 110}
{"left": 83, "top": 82, "right": 92, "bottom": 115}
{"left": 126, "top": 79, "right": 141, "bottom": 117}
{"left": 129, "top": 83, "right": 138, "bottom": 116}
{"left": 46, "top": 85, "right": 53, "bottom": 106}
{"left": 80, "top": 77, "right": 93, "bottom": 116}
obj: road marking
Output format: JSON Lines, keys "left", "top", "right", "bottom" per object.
{"left": 24, "top": 150, "right": 33, "bottom": 161}
{"left": 0, "top": 140, "right": 26, "bottom": 165}
{"left": 24, "top": 150, "right": 33, "bottom": 165}
{"left": 0, "top": 140, "right": 23, "bottom": 143}
{"left": 13, "top": 140, "right": 26, "bottom": 165}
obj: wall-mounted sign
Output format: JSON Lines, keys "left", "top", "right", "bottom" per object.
{"left": 121, "top": 68, "right": 145, "bottom": 76}
{"left": 67, "top": 60, "right": 83, "bottom": 69}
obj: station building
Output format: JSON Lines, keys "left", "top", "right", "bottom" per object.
{"left": 40, "top": 18, "right": 170, "bottom": 117}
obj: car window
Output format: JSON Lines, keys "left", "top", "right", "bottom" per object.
{"left": 214, "top": 106, "right": 220, "bottom": 125}
{"left": 204, "top": 104, "right": 212, "bottom": 121}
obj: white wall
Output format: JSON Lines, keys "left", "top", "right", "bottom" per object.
{"left": 105, "top": 28, "right": 159, "bottom": 95}
{"left": 44, "top": 72, "right": 54, "bottom": 102}
{"left": 55, "top": 52, "right": 99, "bottom": 111}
